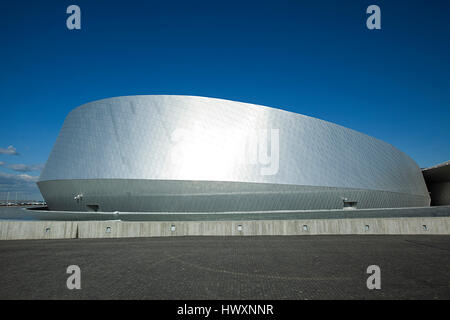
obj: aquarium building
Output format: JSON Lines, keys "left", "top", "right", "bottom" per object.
{"left": 37, "top": 95, "right": 430, "bottom": 212}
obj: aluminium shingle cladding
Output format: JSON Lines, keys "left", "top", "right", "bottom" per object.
{"left": 38, "top": 95, "right": 429, "bottom": 211}
{"left": 38, "top": 95, "right": 429, "bottom": 212}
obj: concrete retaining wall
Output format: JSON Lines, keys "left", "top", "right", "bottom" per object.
{"left": 0, "top": 221, "right": 78, "bottom": 240}
{"left": 1, "top": 217, "right": 450, "bottom": 240}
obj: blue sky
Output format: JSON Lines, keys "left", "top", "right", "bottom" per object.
{"left": 1, "top": 0, "right": 449, "bottom": 200}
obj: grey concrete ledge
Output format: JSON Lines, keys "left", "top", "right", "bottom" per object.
{"left": 0, "top": 220, "right": 78, "bottom": 240}
{"left": 10, "top": 204, "right": 450, "bottom": 221}
{"left": 1, "top": 217, "right": 449, "bottom": 240}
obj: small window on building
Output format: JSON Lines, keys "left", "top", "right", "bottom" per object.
{"left": 343, "top": 201, "right": 357, "bottom": 210}
{"left": 86, "top": 204, "right": 99, "bottom": 212}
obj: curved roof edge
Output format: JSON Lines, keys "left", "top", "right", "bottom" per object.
{"left": 68, "top": 94, "right": 416, "bottom": 162}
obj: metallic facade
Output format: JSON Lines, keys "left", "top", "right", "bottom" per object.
{"left": 38, "top": 95, "right": 430, "bottom": 212}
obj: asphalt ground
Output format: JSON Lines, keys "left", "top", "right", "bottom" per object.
{"left": 0, "top": 235, "right": 449, "bottom": 299}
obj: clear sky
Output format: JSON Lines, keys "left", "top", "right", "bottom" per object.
{"left": 1, "top": 0, "right": 449, "bottom": 200}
